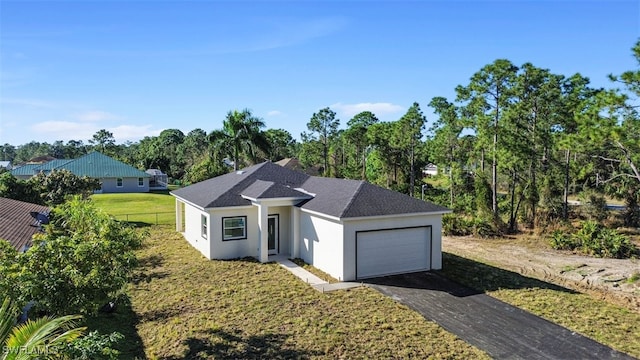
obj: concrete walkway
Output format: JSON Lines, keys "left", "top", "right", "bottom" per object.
{"left": 366, "top": 271, "right": 634, "bottom": 360}
{"left": 270, "top": 255, "right": 361, "bottom": 293}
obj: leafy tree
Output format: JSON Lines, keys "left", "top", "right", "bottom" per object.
{"left": 428, "top": 97, "right": 464, "bottom": 207}
{"left": 28, "top": 169, "right": 100, "bottom": 205}
{"left": 303, "top": 107, "right": 340, "bottom": 176}
{"left": 89, "top": 129, "right": 116, "bottom": 154}
{"left": 457, "top": 59, "right": 518, "bottom": 220}
{"left": 394, "top": 103, "right": 427, "bottom": 197}
{"left": 0, "top": 144, "right": 16, "bottom": 162}
{"left": 264, "top": 129, "right": 297, "bottom": 161}
{"left": 0, "top": 297, "right": 85, "bottom": 359}
{"left": 209, "top": 109, "right": 270, "bottom": 171}
{"left": 1, "top": 197, "right": 144, "bottom": 316}
{"left": 344, "top": 111, "right": 378, "bottom": 179}
{"left": 13, "top": 142, "right": 53, "bottom": 163}
{"left": 177, "top": 129, "right": 208, "bottom": 173}
{"left": 0, "top": 173, "right": 41, "bottom": 204}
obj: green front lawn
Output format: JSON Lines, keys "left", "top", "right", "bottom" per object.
{"left": 91, "top": 193, "right": 175, "bottom": 226}
{"left": 92, "top": 227, "right": 488, "bottom": 359}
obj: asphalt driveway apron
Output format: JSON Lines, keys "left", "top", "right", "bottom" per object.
{"left": 365, "top": 272, "right": 635, "bottom": 360}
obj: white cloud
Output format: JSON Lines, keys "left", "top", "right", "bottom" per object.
{"left": 330, "top": 102, "right": 405, "bottom": 118}
{"left": 76, "top": 110, "right": 121, "bottom": 122}
{"left": 266, "top": 110, "right": 282, "bottom": 116}
{"left": 29, "top": 121, "right": 162, "bottom": 143}
{"left": 110, "top": 125, "right": 162, "bottom": 141}
{"left": 30, "top": 121, "right": 98, "bottom": 141}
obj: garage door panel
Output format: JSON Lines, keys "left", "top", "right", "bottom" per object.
{"left": 356, "top": 227, "right": 431, "bottom": 279}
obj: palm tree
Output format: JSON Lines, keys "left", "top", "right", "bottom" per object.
{"left": 1, "top": 297, "right": 85, "bottom": 359}
{"left": 209, "top": 109, "right": 270, "bottom": 171}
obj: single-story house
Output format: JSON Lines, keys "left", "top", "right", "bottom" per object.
{"left": 171, "top": 162, "right": 450, "bottom": 281}
{"left": 10, "top": 164, "right": 42, "bottom": 180}
{"left": 0, "top": 197, "right": 49, "bottom": 252}
{"left": 11, "top": 152, "right": 150, "bottom": 193}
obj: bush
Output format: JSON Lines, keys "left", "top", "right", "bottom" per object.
{"left": 548, "top": 230, "right": 576, "bottom": 250}
{"left": 443, "top": 214, "right": 500, "bottom": 238}
{"left": 548, "top": 220, "right": 637, "bottom": 259}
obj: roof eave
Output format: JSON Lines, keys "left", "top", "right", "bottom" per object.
{"left": 340, "top": 210, "right": 452, "bottom": 222}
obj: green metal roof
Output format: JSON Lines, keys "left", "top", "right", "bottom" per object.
{"left": 10, "top": 164, "right": 40, "bottom": 176}
{"left": 57, "top": 152, "right": 149, "bottom": 178}
{"left": 35, "top": 159, "right": 72, "bottom": 172}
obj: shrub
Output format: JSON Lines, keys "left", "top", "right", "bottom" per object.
{"left": 442, "top": 214, "right": 500, "bottom": 238}
{"left": 549, "top": 230, "right": 576, "bottom": 250}
{"left": 548, "top": 220, "right": 637, "bottom": 259}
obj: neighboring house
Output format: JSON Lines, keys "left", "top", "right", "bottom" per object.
{"left": 146, "top": 169, "right": 169, "bottom": 190}
{"left": 0, "top": 161, "right": 12, "bottom": 171}
{"left": 423, "top": 164, "right": 438, "bottom": 176}
{"left": 10, "top": 164, "right": 41, "bottom": 180}
{"left": 275, "top": 158, "right": 322, "bottom": 176}
{"left": 10, "top": 152, "right": 150, "bottom": 193}
{"left": 58, "top": 152, "right": 150, "bottom": 193}
{"left": 171, "top": 162, "right": 450, "bottom": 281}
{"left": 0, "top": 197, "right": 49, "bottom": 252}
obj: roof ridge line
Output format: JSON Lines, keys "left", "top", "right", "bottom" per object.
{"left": 339, "top": 180, "right": 366, "bottom": 218}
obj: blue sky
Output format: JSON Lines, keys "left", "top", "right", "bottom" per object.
{"left": 1, "top": 1, "right": 638, "bottom": 146}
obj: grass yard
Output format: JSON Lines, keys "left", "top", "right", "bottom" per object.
{"left": 440, "top": 253, "right": 640, "bottom": 358}
{"left": 91, "top": 192, "right": 175, "bottom": 226}
{"left": 91, "top": 227, "right": 488, "bottom": 359}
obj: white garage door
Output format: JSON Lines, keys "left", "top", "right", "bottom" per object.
{"left": 356, "top": 227, "right": 431, "bottom": 279}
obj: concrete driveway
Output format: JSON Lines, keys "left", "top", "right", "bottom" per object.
{"left": 365, "top": 272, "right": 634, "bottom": 360}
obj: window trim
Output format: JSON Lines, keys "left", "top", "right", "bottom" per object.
{"left": 222, "top": 216, "right": 247, "bottom": 241}
{"left": 201, "top": 214, "right": 208, "bottom": 239}
{"left": 116, "top": 178, "right": 123, "bottom": 188}
{"left": 138, "top": 177, "right": 144, "bottom": 187}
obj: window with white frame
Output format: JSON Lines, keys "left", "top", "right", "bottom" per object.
{"left": 116, "top": 178, "right": 123, "bottom": 187}
{"left": 222, "top": 216, "right": 246, "bottom": 241}
{"left": 201, "top": 214, "right": 208, "bottom": 239}
{"left": 138, "top": 177, "right": 144, "bottom": 187}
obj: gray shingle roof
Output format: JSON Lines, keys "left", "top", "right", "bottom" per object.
{"left": 241, "top": 180, "right": 312, "bottom": 200}
{"left": 172, "top": 161, "right": 449, "bottom": 218}
{"left": 0, "top": 197, "right": 49, "bottom": 251}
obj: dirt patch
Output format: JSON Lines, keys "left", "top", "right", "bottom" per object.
{"left": 443, "top": 235, "right": 640, "bottom": 312}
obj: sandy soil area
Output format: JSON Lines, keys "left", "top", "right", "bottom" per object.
{"left": 442, "top": 235, "right": 640, "bottom": 312}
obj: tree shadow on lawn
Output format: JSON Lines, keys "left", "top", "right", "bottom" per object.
{"left": 364, "top": 252, "right": 576, "bottom": 297}
{"left": 165, "top": 329, "right": 322, "bottom": 360}
{"left": 85, "top": 295, "right": 147, "bottom": 359}
{"left": 131, "top": 254, "right": 169, "bottom": 285}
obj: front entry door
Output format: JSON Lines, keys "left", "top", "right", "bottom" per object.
{"left": 268, "top": 215, "right": 279, "bottom": 255}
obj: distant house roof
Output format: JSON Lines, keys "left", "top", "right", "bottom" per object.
{"left": 57, "top": 152, "right": 149, "bottom": 178}
{"left": 10, "top": 164, "right": 41, "bottom": 177}
{"left": 0, "top": 161, "right": 11, "bottom": 170}
{"left": 275, "top": 158, "right": 322, "bottom": 176}
{"left": 172, "top": 162, "right": 449, "bottom": 219}
{"left": 0, "top": 197, "right": 49, "bottom": 251}
{"left": 27, "top": 155, "right": 56, "bottom": 163}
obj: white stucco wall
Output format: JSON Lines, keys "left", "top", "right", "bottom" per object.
{"left": 299, "top": 211, "right": 345, "bottom": 281}
{"left": 183, "top": 203, "right": 212, "bottom": 259}
{"left": 341, "top": 213, "right": 443, "bottom": 281}
{"left": 209, "top": 207, "right": 258, "bottom": 259}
